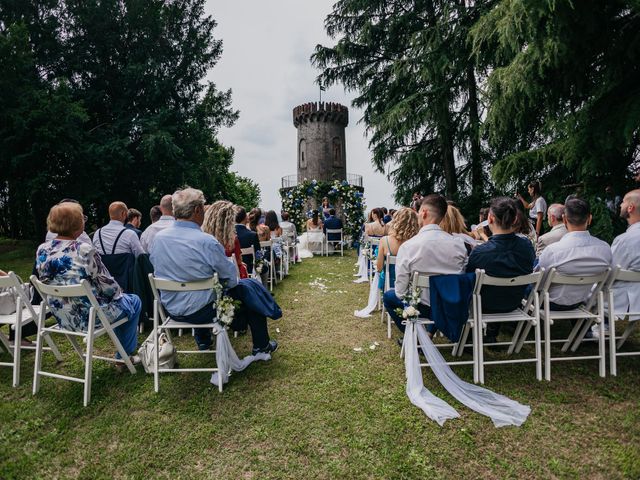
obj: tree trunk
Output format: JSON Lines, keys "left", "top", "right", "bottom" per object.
{"left": 466, "top": 63, "right": 483, "bottom": 199}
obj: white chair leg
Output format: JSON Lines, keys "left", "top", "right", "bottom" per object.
{"left": 598, "top": 294, "right": 606, "bottom": 377}
{"left": 154, "top": 311, "right": 160, "bottom": 393}
{"left": 561, "top": 319, "right": 585, "bottom": 352}
{"left": 83, "top": 324, "right": 95, "bottom": 407}
{"left": 544, "top": 316, "right": 551, "bottom": 381}
{"left": 534, "top": 320, "right": 542, "bottom": 381}
{"left": 32, "top": 308, "right": 46, "bottom": 396}
{"left": 386, "top": 313, "right": 391, "bottom": 339}
{"left": 12, "top": 318, "right": 22, "bottom": 387}
{"left": 43, "top": 333, "right": 63, "bottom": 362}
{"left": 609, "top": 315, "right": 617, "bottom": 376}
{"left": 66, "top": 333, "right": 86, "bottom": 363}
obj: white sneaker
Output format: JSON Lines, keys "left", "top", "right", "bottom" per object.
{"left": 590, "top": 324, "right": 610, "bottom": 339}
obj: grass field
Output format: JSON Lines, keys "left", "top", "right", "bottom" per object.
{"left": 1, "top": 243, "right": 639, "bottom": 479}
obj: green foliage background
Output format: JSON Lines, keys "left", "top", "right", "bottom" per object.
{"left": 0, "top": 0, "right": 260, "bottom": 239}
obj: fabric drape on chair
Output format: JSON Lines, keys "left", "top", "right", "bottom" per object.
{"left": 407, "top": 321, "right": 531, "bottom": 427}
{"left": 354, "top": 272, "right": 380, "bottom": 318}
{"left": 353, "top": 251, "right": 369, "bottom": 283}
{"left": 210, "top": 324, "right": 271, "bottom": 387}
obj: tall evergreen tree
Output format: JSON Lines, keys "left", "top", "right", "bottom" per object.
{"left": 0, "top": 0, "right": 257, "bottom": 238}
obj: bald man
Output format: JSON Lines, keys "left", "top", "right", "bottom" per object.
{"left": 140, "top": 194, "right": 175, "bottom": 252}
{"left": 610, "top": 189, "right": 640, "bottom": 320}
{"left": 92, "top": 201, "right": 144, "bottom": 256}
{"left": 535, "top": 203, "right": 567, "bottom": 256}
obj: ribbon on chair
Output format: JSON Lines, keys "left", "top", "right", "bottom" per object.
{"left": 353, "top": 251, "right": 369, "bottom": 283}
{"left": 210, "top": 324, "right": 271, "bottom": 387}
{"left": 404, "top": 321, "right": 460, "bottom": 425}
{"left": 354, "top": 272, "right": 381, "bottom": 318}
{"left": 406, "top": 321, "right": 531, "bottom": 427}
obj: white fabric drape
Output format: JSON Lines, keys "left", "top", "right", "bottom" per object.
{"left": 404, "top": 322, "right": 460, "bottom": 425}
{"left": 405, "top": 321, "right": 531, "bottom": 427}
{"left": 210, "top": 324, "right": 271, "bottom": 387}
{"left": 354, "top": 272, "right": 380, "bottom": 318}
{"left": 353, "top": 250, "right": 369, "bottom": 283}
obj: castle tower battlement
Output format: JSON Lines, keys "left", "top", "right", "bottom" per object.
{"left": 293, "top": 101, "right": 348, "bottom": 183}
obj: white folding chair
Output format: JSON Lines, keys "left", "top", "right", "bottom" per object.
{"left": 283, "top": 231, "right": 298, "bottom": 265}
{"left": 0, "top": 272, "right": 62, "bottom": 387}
{"left": 30, "top": 276, "right": 136, "bottom": 407}
{"left": 604, "top": 266, "right": 640, "bottom": 376}
{"left": 473, "top": 269, "right": 543, "bottom": 384}
{"left": 402, "top": 272, "right": 477, "bottom": 381}
{"left": 538, "top": 268, "right": 609, "bottom": 381}
{"left": 381, "top": 255, "right": 397, "bottom": 338}
{"left": 147, "top": 274, "right": 223, "bottom": 393}
{"left": 240, "top": 246, "right": 257, "bottom": 278}
{"left": 324, "top": 229, "right": 344, "bottom": 257}
{"left": 259, "top": 240, "right": 275, "bottom": 291}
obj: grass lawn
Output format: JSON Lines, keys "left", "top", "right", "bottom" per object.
{"left": 1, "top": 243, "right": 639, "bottom": 479}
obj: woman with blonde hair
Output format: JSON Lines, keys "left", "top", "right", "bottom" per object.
{"left": 203, "top": 200, "right": 248, "bottom": 279}
{"left": 376, "top": 207, "right": 419, "bottom": 290}
{"left": 440, "top": 205, "right": 478, "bottom": 249}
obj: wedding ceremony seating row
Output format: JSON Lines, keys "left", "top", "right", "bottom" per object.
{"left": 378, "top": 267, "right": 639, "bottom": 384}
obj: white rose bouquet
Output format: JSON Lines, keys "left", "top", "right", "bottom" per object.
{"left": 395, "top": 285, "right": 423, "bottom": 322}
{"left": 212, "top": 276, "right": 240, "bottom": 326}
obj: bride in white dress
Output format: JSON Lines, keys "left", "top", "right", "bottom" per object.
{"left": 298, "top": 210, "right": 324, "bottom": 258}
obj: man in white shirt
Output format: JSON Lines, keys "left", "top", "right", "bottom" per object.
{"left": 537, "top": 198, "right": 612, "bottom": 309}
{"left": 535, "top": 203, "right": 567, "bottom": 256}
{"left": 383, "top": 194, "right": 468, "bottom": 333}
{"left": 140, "top": 194, "right": 175, "bottom": 252}
{"left": 610, "top": 189, "right": 640, "bottom": 319}
{"left": 92, "top": 202, "right": 144, "bottom": 256}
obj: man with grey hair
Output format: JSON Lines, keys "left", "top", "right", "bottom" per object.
{"left": 150, "top": 188, "right": 277, "bottom": 354}
{"left": 141, "top": 194, "right": 175, "bottom": 252}
{"left": 535, "top": 203, "right": 567, "bottom": 256}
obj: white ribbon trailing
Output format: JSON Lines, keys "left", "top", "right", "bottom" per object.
{"left": 354, "top": 272, "right": 381, "bottom": 318}
{"left": 404, "top": 322, "right": 460, "bottom": 425}
{"left": 405, "top": 321, "right": 531, "bottom": 427}
{"left": 210, "top": 324, "right": 271, "bottom": 387}
{"left": 353, "top": 251, "right": 370, "bottom": 283}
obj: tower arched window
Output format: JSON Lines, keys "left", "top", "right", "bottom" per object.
{"left": 299, "top": 139, "right": 307, "bottom": 169}
{"left": 332, "top": 137, "right": 342, "bottom": 167}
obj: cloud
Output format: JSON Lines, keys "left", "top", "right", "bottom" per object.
{"left": 206, "top": 0, "right": 399, "bottom": 211}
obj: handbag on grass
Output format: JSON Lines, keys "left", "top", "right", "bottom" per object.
{"left": 138, "top": 332, "right": 177, "bottom": 373}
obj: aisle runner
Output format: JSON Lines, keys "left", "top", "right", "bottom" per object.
{"left": 404, "top": 321, "right": 531, "bottom": 427}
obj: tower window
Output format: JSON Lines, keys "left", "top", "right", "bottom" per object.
{"left": 332, "top": 137, "right": 342, "bottom": 167}
{"left": 299, "top": 139, "right": 307, "bottom": 169}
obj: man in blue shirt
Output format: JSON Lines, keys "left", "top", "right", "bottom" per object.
{"left": 466, "top": 197, "right": 535, "bottom": 343}
{"left": 323, "top": 208, "right": 343, "bottom": 242}
{"left": 151, "top": 188, "right": 275, "bottom": 353}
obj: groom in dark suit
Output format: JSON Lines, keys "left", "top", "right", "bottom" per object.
{"left": 235, "top": 207, "right": 261, "bottom": 274}
{"left": 323, "top": 209, "right": 343, "bottom": 242}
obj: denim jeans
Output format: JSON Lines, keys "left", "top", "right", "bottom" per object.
{"left": 383, "top": 289, "right": 432, "bottom": 334}
{"left": 113, "top": 293, "right": 141, "bottom": 359}
{"left": 170, "top": 303, "right": 216, "bottom": 350}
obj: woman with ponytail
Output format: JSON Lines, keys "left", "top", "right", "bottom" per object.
{"left": 466, "top": 197, "right": 536, "bottom": 344}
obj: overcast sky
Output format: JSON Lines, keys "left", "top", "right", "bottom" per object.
{"left": 205, "top": 0, "right": 399, "bottom": 212}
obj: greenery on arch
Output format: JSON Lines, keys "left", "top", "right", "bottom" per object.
{"left": 280, "top": 179, "right": 366, "bottom": 242}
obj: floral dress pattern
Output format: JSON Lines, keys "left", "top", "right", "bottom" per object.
{"left": 36, "top": 239, "right": 123, "bottom": 332}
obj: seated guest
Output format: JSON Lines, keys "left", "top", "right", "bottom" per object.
{"left": 265, "top": 210, "right": 283, "bottom": 238}
{"left": 466, "top": 197, "right": 536, "bottom": 343}
{"left": 235, "top": 207, "right": 261, "bottom": 274}
{"left": 610, "top": 189, "right": 640, "bottom": 318}
{"left": 150, "top": 188, "right": 276, "bottom": 353}
{"left": 535, "top": 203, "right": 567, "bottom": 256}
{"left": 537, "top": 198, "right": 612, "bottom": 310}
{"left": 382, "top": 207, "right": 392, "bottom": 224}
{"left": 365, "top": 208, "right": 386, "bottom": 237}
{"left": 124, "top": 208, "right": 143, "bottom": 238}
{"left": 149, "top": 205, "right": 162, "bottom": 224}
{"left": 203, "top": 200, "right": 248, "bottom": 279}
{"left": 376, "top": 207, "right": 419, "bottom": 291}
{"left": 323, "top": 208, "right": 344, "bottom": 242}
{"left": 36, "top": 202, "right": 140, "bottom": 364}
{"left": 440, "top": 204, "right": 478, "bottom": 250}
{"left": 280, "top": 211, "right": 297, "bottom": 241}
{"left": 471, "top": 207, "right": 492, "bottom": 242}
{"left": 45, "top": 198, "right": 92, "bottom": 244}
{"left": 306, "top": 209, "right": 323, "bottom": 232}
{"left": 248, "top": 208, "right": 262, "bottom": 232}
{"left": 515, "top": 207, "right": 537, "bottom": 245}
{"left": 383, "top": 195, "right": 468, "bottom": 334}
{"left": 93, "top": 202, "right": 144, "bottom": 256}
{"left": 141, "top": 195, "right": 175, "bottom": 252}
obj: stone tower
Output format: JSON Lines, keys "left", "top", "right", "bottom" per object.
{"left": 293, "top": 102, "right": 348, "bottom": 183}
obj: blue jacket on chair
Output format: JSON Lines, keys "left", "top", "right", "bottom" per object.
{"left": 323, "top": 216, "right": 343, "bottom": 241}
{"left": 429, "top": 273, "right": 476, "bottom": 342}
{"left": 229, "top": 278, "right": 282, "bottom": 319}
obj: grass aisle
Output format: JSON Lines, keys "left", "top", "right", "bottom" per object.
{"left": 1, "top": 250, "right": 639, "bottom": 479}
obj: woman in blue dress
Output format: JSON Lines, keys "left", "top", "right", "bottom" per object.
{"left": 376, "top": 207, "right": 419, "bottom": 291}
